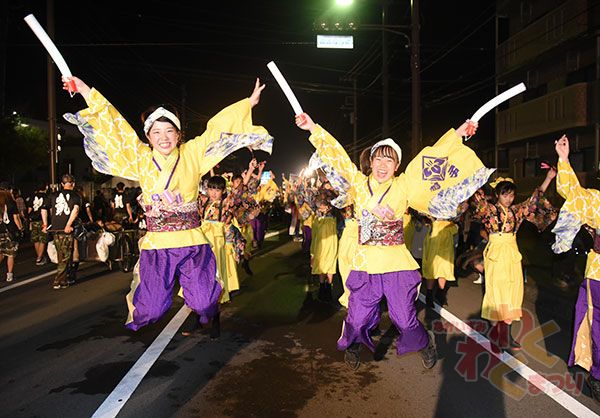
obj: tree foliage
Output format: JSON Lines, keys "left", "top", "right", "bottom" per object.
{"left": 0, "top": 114, "right": 48, "bottom": 182}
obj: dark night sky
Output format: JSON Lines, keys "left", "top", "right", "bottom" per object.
{"left": 3, "top": 0, "right": 496, "bottom": 177}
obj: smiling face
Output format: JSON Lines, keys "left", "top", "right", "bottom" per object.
{"left": 370, "top": 146, "right": 400, "bottom": 183}
{"left": 146, "top": 120, "right": 180, "bottom": 156}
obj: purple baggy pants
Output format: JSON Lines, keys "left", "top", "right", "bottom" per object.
{"left": 126, "top": 244, "right": 221, "bottom": 331}
{"left": 337, "top": 269, "right": 429, "bottom": 355}
{"left": 569, "top": 278, "right": 600, "bottom": 379}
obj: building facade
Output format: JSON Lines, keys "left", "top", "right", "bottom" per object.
{"left": 495, "top": 0, "right": 600, "bottom": 193}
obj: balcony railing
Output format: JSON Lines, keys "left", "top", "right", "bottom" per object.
{"left": 496, "top": 0, "right": 589, "bottom": 74}
{"left": 497, "top": 82, "right": 588, "bottom": 145}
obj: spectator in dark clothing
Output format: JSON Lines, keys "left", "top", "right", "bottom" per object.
{"left": 42, "top": 174, "right": 81, "bottom": 289}
{"left": 0, "top": 182, "right": 24, "bottom": 282}
{"left": 26, "top": 183, "right": 50, "bottom": 265}
{"left": 93, "top": 190, "right": 108, "bottom": 223}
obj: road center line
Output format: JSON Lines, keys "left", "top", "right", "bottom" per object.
{"left": 91, "top": 228, "right": 287, "bottom": 417}
{"left": 0, "top": 261, "right": 90, "bottom": 294}
{"left": 417, "top": 293, "right": 600, "bottom": 418}
{"left": 91, "top": 305, "right": 191, "bottom": 418}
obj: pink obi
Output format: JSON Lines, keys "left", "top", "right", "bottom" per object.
{"left": 145, "top": 202, "right": 201, "bottom": 232}
{"left": 358, "top": 211, "right": 404, "bottom": 246}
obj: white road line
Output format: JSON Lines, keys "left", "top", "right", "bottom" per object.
{"left": 264, "top": 228, "right": 287, "bottom": 239}
{"left": 91, "top": 230, "right": 288, "bottom": 417}
{"left": 91, "top": 305, "right": 191, "bottom": 418}
{"left": 0, "top": 262, "right": 91, "bottom": 294}
{"left": 418, "top": 293, "right": 600, "bottom": 418}
{"left": 0, "top": 271, "right": 55, "bottom": 293}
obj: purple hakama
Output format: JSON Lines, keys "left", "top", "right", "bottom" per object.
{"left": 337, "top": 269, "right": 429, "bottom": 355}
{"left": 126, "top": 244, "right": 221, "bottom": 331}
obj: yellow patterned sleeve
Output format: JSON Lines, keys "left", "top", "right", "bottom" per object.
{"left": 185, "top": 98, "right": 272, "bottom": 177}
{"left": 556, "top": 160, "right": 582, "bottom": 200}
{"left": 557, "top": 160, "right": 600, "bottom": 226}
{"left": 308, "top": 125, "right": 365, "bottom": 189}
{"left": 76, "top": 88, "right": 151, "bottom": 180}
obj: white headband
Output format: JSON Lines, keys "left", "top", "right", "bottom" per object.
{"left": 370, "top": 138, "right": 402, "bottom": 164}
{"left": 143, "top": 107, "right": 181, "bottom": 135}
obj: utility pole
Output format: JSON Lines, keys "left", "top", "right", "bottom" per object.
{"left": 410, "top": 0, "right": 421, "bottom": 157}
{"left": 381, "top": 2, "right": 389, "bottom": 138}
{"left": 0, "top": 2, "right": 8, "bottom": 117}
{"left": 47, "top": 0, "right": 58, "bottom": 186}
{"left": 352, "top": 77, "right": 358, "bottom": 163}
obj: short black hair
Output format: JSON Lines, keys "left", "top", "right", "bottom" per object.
{"left": 207, "top": 176, "right": 226, "bottom": 191}
{"left": 232, "top": 174, "right": 243, "bottom": 182}
{"left": 494, "top": 180, "right": 516, "bottom": 196}
{"left": 61, "top": 173, "right": 75, "bottom": 184}
{"left": 116, "top": 182, "right": 125, "bottom": 190}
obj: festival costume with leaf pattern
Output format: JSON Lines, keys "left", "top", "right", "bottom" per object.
{"left": 472, "top": 188, "right": 556, "bottom": 322}
{"left": 303, "top": 183, "right": 338, "bottom": 275}
{"left": 65, "top": 88, "right": 272, "bottom": 330}
{"left": 308, "top": 125, "right": 494, "bottom": 355}
{"left": 251, "top": 179, "right": 279, "bottom": 246}
{"left": 552, "top": 160, "right": 600, "bottom": 379}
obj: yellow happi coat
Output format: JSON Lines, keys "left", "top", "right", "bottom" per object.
{"left": 66, "top": 89, "right": 271, "bottom": 322}
{"left": 555, "top": 160, "right": 600, "bottom": 372}
{"left": 308, "top": 125, "right": 493, "bottom": 274}
{"left": 68, "top": 88, "right": 271, "bottom": 251}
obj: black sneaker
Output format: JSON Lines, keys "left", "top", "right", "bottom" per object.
{"left": 210, "top": 312, "right": 221, "bottom": 339}
{"left": 60, "top": 283, "right": 69, "bottom": 289}
{"left": 324, "top": 283, "right": 333, "bottom": 302}
{"left": 420, "top": 330, "right": 437, "bottom": 369}
{"left": 425, "top": 289, "right": 434, "bottom": 308}
{"left": 242, "top": 259, "right": 253, "bottom": 276}
{"left": 344, "top": 343, "right": 361, "bottom": 370}
{"left": 588, "top": 375, "right": 600, "bottom": 404}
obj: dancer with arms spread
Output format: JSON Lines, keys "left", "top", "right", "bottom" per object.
{"left": 63, "top": 76, "right": 272, "bottom": 331}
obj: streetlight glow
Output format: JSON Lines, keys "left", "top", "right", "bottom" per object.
{"left": 335, "top": 0, "right": 353, "bottom": 6}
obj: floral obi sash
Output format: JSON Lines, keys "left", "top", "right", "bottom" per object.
{"left": 593, "top": 229, "right": 600, "bottom": 253}
{"left": 145, "top": 201, "right": 201, "bottom": 232}
{"left": 358, "top": 210, "right": 404, "bottom": 246}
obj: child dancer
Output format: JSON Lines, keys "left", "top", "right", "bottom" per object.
{"left": 472, "top": 171, "right": 556, "bottom": 350}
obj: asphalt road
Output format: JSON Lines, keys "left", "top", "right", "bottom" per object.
{"left": 1, "top": 232, "right": 599, "bottom": 418}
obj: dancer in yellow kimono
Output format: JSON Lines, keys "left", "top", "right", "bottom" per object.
{"left": 296, "top": 112, "right": 492, "bottom": 369}
{"left": 553, "top": 135, "right": 600, "bottom": 401}
{"left": 62, "top": 76, "right": 272, "bottom": 331}
{"left": 231, "top": 158, "right": 263, "bottom": 276}
{"left": 252, "top": 171, "right": 279, "bottom": 248}
{"left": 422, "top": 218, "right": 459, "bottom": 308}
{"left": 308, "top": 178, "right": 339, "bottom": 302}
{"left": 472, "top": 171, "right": 557, "bottom": 351}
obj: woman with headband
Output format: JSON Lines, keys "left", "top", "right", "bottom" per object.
{"left": 553, "top": 135, "right": 600, "bottom": 401}
{"left": 295, "top": 113, "right": 492, "bottom": 370}
{"left": 62, "top": 76, "right": 272, "bottom": 331}
{"left": 472, "top": 170, "right": 556, "bottom": 351}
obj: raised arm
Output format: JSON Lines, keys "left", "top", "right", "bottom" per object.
{"left": 62, "top": 76, "right": 150, "bottom": 181}
{"left": 295, "top": 113, "right": 363, "bottom": 188}
{"left": 187, "top": 79, "right": 273, "bottom": 176}
{"left": 555, "top": 135, "right": 583, "bottom": 200}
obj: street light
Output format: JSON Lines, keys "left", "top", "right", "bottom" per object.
{"left": 335, "top": 0, "right": 353, "bottom": 6}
